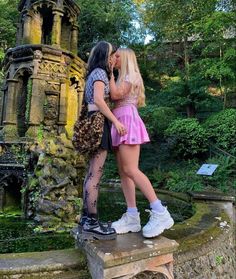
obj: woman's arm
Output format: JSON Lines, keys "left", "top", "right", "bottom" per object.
{"left": 109, "top": 74, "right": 131, "bottom": 100}
{"left": 94, "top": 81, "right": 126, "bottom": 135}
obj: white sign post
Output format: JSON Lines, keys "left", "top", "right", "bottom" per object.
{"left": 197, "top": 164, "right": 218, "bottom": 176}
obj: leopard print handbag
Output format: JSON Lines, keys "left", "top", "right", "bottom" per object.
{"left": 72, "top": 103, "right": 105, "bottom": 156}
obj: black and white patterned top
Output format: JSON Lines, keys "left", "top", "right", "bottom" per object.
{"left": 84, "top": 68, "right": 110, "bottom": 104}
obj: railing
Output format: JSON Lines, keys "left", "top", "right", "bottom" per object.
{"left": 209, "top": 144, "right": 236, "bottom": 160}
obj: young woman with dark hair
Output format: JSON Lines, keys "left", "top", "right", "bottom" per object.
{"left": 79, "top": 41, "right": 126, "bottom": 240}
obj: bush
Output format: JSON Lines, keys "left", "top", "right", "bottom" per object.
{"left": 203, "top": 109, "right": 236, "bottom": 155}
{"left": 139, "top": 106, "right": 178, "bottom": 139}
{"left": 150, "top": 156, "right": 236, "bottom": 194}
{"left": 165, "top": 118, "right": 209, "bottom": 158}
{"left": 203, "top": 155, "right": 236, "bottom": 193}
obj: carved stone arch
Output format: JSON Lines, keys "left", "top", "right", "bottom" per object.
{"left": 0, "top": 172, "right": 25, "bottom": 212}
{"left": 64, "top": 6, "right": 74, "bottom": 20}
{"left": 36, "top": 3, "right": 54, "bottom": 45}
{"left": 14, "top": 66, "right": 33, "bottom": 80}
{"left": 31, "top": 0, "right": 56, "bottom": 11}
{"left": 61, "top": 12, "right": 72, "bottom": 50}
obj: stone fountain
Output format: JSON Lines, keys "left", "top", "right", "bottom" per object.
{"left": 0, "top": 0, "right": 86, "bottom": 231}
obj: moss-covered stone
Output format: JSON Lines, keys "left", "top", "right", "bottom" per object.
{"left": 2, "top": 125, "right": 18, "bottom": 141}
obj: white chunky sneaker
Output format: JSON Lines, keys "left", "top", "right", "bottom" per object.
{"left": 111, "top": 212, "right": 141, "bottom": 234}
{"left": 142, "top": 208, "right": 174, "bottom": 238}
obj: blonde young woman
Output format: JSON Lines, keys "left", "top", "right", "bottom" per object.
{"left": 109, "top": 48, "right": 174, "bottom": 238}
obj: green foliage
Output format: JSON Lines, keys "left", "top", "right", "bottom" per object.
{"left": 0, "top": 0, "right": 18, "bottom": 49}
{"left": 139, "top": 106, "right": 178, "bottom": 139}
{"left": 159, "top": 76, "right": 213, "bottom": 117}
{"left": 215, "top": 255, "right": 224, "bottom": 266}
{"left": 166, "top": 169, "right": 204, "bottom": 193}
{"left": 203, "top": 109, "right": 236, "bottom": 155}
{"left": 37, "top": 124, "right": 44, "bottom": 142}
{"left": 75, "top": 0, "right": 139, "bottom": 59}
{"left": 102, "top": 153, "right": 119, "bottom": 180}
{"left": 138, "top": 0, "right": 234, "bottom": 109}
{"left": 0, "top": 215, "right": 74, "bottom": 254}
{"left": 73, "top": 197, "right": 83, "bottom": 213}
{"left": 149, "top": 155, "right": 236, "bottom": 194}
{"left": 165, "top": 118, "right": 209, "bottom": 158}
{"left": 204, "top": 155, "right": 236, "bottom": 193}
{"left": 142, "top": 0, "right": 217, "bottom": 40}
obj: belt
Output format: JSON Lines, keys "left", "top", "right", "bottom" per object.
{"left": 88, "top": 104, "right": 99, "bottom": 112}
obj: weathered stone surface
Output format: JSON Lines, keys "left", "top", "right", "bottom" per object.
{"left": 189, "top": 191, "right": 235, "bottom": 202}
{"left": 1, "top": 0, "right": 85, "bottom": 138}
{"left": 171, "top": 201, "right": 236, "bottom": 279}
{"left": 0, "top": 249, "right": 89, "bottom": 279}
{"left": 77, "top": 232, "right": 178, "bottom": 279}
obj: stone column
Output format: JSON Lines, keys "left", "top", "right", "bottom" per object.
{"left": 29, "top": 77, "right": 44, "bottom": 125}
{"left": 3, "top": 79, "right": 19, "bottom": 140}
{"left": 58, "top": 81, "right": 67, "bottom": 126}
{"left": 31, "top": 12, "right": 43, "bottom": 44}
{"left": 71, "top": 25, "right": 79, "bottom": 54}
{"left": 23, "top": 13, "right": 32, "bottom": 44}
{"left": 16, "top": 23, "right": 22, "bottom": 46}
{"left": 51, "top": 10, "right": 64, "bottom": 47}
{"left": 4, "top": 79, "right": 18, "bottom": 125}
{"left": 26, "top": 77, "right": 44, "bottom": 138}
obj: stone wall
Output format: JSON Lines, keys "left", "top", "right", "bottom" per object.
{"left": 25, "top": 133, "right": 86, "bottom": 231}
{"left": 174, "top": 225, "right": 235, "bottom": 279}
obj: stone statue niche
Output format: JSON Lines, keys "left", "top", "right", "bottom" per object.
{"left": 0, "top": 0, "right": 86, "bottom": 140}
{"left": 0, "top": 0, "right": 86, "bottom": 231}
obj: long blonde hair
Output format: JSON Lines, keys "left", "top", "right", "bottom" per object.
{"left": 117, "top": 48, "right": 146, "bottom": 107}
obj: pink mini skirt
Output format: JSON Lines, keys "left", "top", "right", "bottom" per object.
{"left": 111, "top": 105, "right": 150, "bottom": 147}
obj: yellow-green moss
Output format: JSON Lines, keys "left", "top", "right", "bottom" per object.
{"left": 164, "top": 202, "right": 232, "bottom": 253}
{"left": 2, "top": 125, "right": 18, "bottom": 140}
{"left": 177, "top": 210, "right": 231, "bottom": 252}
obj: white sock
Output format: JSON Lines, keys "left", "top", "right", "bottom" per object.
{"left": 150, "top": 199, "right": 165, "bottom": 213}
{"left": 127, "top": 207, "right": 138, "bottom": 215}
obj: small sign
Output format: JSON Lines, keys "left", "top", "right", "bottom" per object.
{"left": 197, "top": 164, "right": 218, "bottom": 176}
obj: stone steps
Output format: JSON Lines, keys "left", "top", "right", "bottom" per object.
{"left": 0, "top": 249, "right": 89, "bottom": 279}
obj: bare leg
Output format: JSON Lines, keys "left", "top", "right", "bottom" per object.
{"left": 118, "top": 144, "right": 158, "bottom": 203}
{"left": 84, "top": 149, "right": 107, "bottom": 215}
{"left": 116, "top": 149, "right": 137, "bottom": 208}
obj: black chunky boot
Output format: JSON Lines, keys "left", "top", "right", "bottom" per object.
{"left": 78, "top": 211, "right": 112, "bottom": 234}
{"left": 80, "top": 216, "right": 116, "bottom": 240}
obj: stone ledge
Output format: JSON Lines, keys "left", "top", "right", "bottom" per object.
{"left": 0, "top": 249, "right": 88, "bottom": 278}
{"left": 77, "top": 232, "right": 179, "bottom": 279}
{"left": 188, "top": 191, "right": 235, "bottom": 202}
{"left": 79, "top": 233, "right": 178, "bottom": 268}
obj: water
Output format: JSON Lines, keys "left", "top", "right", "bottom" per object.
{"left": 0, "top": 212, "right": 74, "bottom": 254}
{"left": 98, "top": 191, "right": 194, "bottom": 225}
{"left": 0, "top": 192, "right": 194, "bottom": 254}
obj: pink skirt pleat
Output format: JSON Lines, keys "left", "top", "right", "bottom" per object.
{"left": 111, "top": 105, "right": 150, "bottom": 147}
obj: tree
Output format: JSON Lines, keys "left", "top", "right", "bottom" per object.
{"left": 0, "top": 0, "right": 19, "bottom": 49}
{"left": 138, "top": 0, "right": 235, "bottom": 115}
{"left": 191, "top": 4, "right": 236, "bottom": 108}
{"left": 75, "top": 0, "right": 141, "bottom": 59}
{"left": 0, "top": 0, "right": 19, "bottom": 81}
